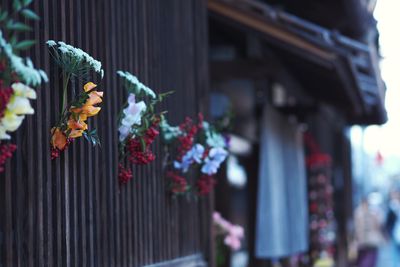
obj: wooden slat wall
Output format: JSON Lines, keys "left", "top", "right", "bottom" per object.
{"left": 0, "top": 0, "right": 211, "bottom": 266}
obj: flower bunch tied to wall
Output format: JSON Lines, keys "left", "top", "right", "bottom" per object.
{"left": 0, "top": 0, "right": 48, "bottom": 172}
{"left": 117, "top": 71, "right": 172, "bottom": 184}
{"left": 46, "top": 40, "right": 104, "bottom": 159}
{"left": 160, "top": 113, "right": 229, "bottom": 196}
{"left": 213, "top": 211, "right": 244, "bottom": 266}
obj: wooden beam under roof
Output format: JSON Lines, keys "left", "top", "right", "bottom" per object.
{"left": 208, "top": 0, "right": 336, "bottom": 62}
{"left": 208, "top": 0, "right": 387, "bottom": 124}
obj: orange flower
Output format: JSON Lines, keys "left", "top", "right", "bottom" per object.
{"left": 86, "top": 91, "right": 103, "bottom": 106}
{"left": 67, "top": 117, "right": 88, "bottom": 138}
{"left": 51, "top": 127, "right": 67, "bottom": 150}
{"left": 67, "top": 82, "right": 103, "bottom": 138}
{"left": 70, "top": 82, "right": 103, "bottom": 117}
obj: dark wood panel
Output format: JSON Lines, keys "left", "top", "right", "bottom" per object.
{"left": 0, "top": 0, "right": 211, "bottom": 266}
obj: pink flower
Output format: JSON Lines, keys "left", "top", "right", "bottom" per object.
{"left": 229, "top": 225, "right": 244, "bottom": 239}
{"left": 213, "top": 211, "right": 222, "bottom": 221}
{"left": 224, "top": 235, "right": 241, "bottom": 251}
{"left": 213, "top": 211, "right": 244, "bottom": 251}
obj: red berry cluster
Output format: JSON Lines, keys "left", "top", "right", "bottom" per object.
{"left": 167, "top": 171, "right": 188, "bottom": 194}
{"left": 196, "top": 175, "right": 216, "bottom": 195}
{"left": 50, "top": 138, "right": 73, "bottom": 160}
{"left": 0, "top": 143, "right": 17, "bottom": 173}
{"left": 118, "top": 164, "right": 133, "bottom": 184}
{"left": 126, "top": 126, "right": 159, "bottom": 165}
{"left": 176, "top": 113, "right": 203, "bottom": 160}
{"left": 0, "top": 82, "right": 13, "bottom": 119}
{"left": 119, "top": 123, "right": 160, "bottom": 184}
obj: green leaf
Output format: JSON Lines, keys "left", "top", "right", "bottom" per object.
{"left": 83, "top": 129, "right": 101, "bottom": 147}
{"left": 143, "top": 118, "right": 149, "bottom": 129}
{"left": 6, "top": 21, "right": 32, "bottom": 31}
{"left": 72, "top": 93, "right": 89, "bottom": 108}
{"left": 0, "top": 11, "right": 8, "bottom": 22}
{"left": 8, "top": 34, "right": 18, "bottom": 46}
{"left": 21, "top": 9, "right": 40, "bottom": 20}
{"left": 14, "top": 39, "right": 36, "bottom": 50}
{"left": 13, "top": 0, "right": 22, "bottom": 11}
{"left": 22, "top": 0, "right": 33, "bottom": 6}
{"left": 158, "top": 90, "right": 174, "bottom": 101}
{"left": 139, "top": 137, "right": 146, "bottom": 152}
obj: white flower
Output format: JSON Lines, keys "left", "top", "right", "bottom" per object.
{"left": 118, "top": 93, "right": 147, "bottom": 141}
{"left": 7, "top": 96, "right": 34, "bottom": 115}
{"left": 47, "top": 40, "right": 104, "bottom": 77}
{"left": 58, "top": 46, "right": 69, "bottom": 54}
{"left": 1, "top": 112, "right": 25, "bottom": 132}
{"left": 117, "top": 71, "right": 156, "bottom": 98}
{"left": 0, "top": 82, "right": 37, "bottom": 140}
{"left": 0, "top": 30, "right": 48, "bottom": 86}
{"left": 46, "top": 40, "right": 57, "bottom": 46}
{"left": 11, "top": 83, "right": 37, "bottom": 99}
{"left": 0, "top": 127, "right": 11, "bottom": 140}
{"left": 118, "top": 125, "right": 130, "bottom": 142}
{"left": 121, "top": 101, "right": 146, "bottom": 126}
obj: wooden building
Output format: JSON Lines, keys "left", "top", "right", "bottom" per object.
{"left": 209, "top": 0, "right": 385, "bottom": 266}
{"left": 0, "top": 0, "right": 385, "bottom": 266}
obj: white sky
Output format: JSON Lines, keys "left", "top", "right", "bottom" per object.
{"left": 356, "top": 0, "right": 400, "bottom": 157}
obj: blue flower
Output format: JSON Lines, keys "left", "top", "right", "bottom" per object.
{"left": 174, "top": 144, "right": 205, "bottom": 173}
{"left": 191, "top": 144, "right": 205, "bottom": 163}
{"left": 201, "top": 147, "right": 228, "bottom": 175}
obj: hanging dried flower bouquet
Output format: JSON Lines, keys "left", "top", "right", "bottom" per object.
{"left": 46, "top": 40, "right": 104, "bottom": 159}
{"left": 160, "top": 114, "right": 229, "bottom": 196}
{"left": 117, "top": 71, "right": 172, "bottom": 184}
{"left": 0, "top": 0, "right": 48, "bottom": 172}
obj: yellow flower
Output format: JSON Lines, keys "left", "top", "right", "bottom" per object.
{"left": 84, "top": 82, "right": 97, "bottom": 92}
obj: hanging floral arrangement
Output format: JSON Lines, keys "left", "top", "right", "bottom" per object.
{"left": 213, "top": 211, "right": 244, "bottom": 266}
{"left": 160, "top": 113, "right": 229, "bottom": 196}
{"left": 117, "top": 71, "right": 172, "bottom": 184}
{"left": 46, "top": 40, "right": 104, "bottom": 159}
{"left": 0, "top": 0, "right": 48, "bottom": 172}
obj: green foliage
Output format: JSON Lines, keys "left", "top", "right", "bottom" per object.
{"left": 14, "top": 39, "right": 35, "bottom": 50}
{"left": 13, "top": 0, "right": 22, "bottom": 12}
{"left": 22, "top": 0, "right": 33, "bottom": 6}
{"left": 21, "top": 9, "right": 40, "bottom": 21}
{"left": 6, "top": 21, "right": 31, "bottom": 31}
{"left": 83, "top": 129, "right": 101, "bottom": 147}
{"left": 0, "top": 11, "right": 8, "bottom": 22}
{"left": 0, "top": 0, "right": 39, "bottom": 51}
{"left": 71, "top": 92, "right": 90, "bottom": 108}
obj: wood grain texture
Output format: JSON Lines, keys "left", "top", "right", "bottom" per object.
{"left": 0, "top": 0, "right": 211, "bottom": 266}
